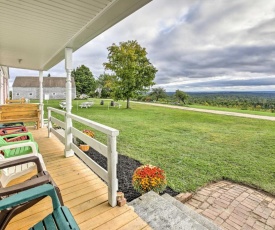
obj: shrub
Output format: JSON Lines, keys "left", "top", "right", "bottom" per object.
{"left": 82, "top": 129, "right": 95, "bottom": 138}
{"left": 76, "top": 129, "right": 95, "bottom": 145}
{"left": 132, "top": 165, "right": 167, "bottom": 194}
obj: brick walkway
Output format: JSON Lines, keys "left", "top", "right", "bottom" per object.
{"left": 184, "top": 181, "right": 275, "bottom": 230}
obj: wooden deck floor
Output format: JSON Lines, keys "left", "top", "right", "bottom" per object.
{"left": 6, "top": 127, "right": 151, "bottom": 230}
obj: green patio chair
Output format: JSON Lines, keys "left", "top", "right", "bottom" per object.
{"left": 0, "top": 132, "right": 39, "bottom": 157}
{"left": 0, "top": 184, "right": 79, "bottom": 230}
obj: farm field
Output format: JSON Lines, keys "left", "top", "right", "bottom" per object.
{"left": 141, "top": 101, "right": 275, "bottom": 117}
{"left": 187, "top": 104, "right": 275, "bottom": 117}
{"left": 44, "top": 99, "right": 275, "bottom": 195}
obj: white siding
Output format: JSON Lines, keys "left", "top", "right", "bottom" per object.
{"left": 13, "top": 87, "right": 76, "bottom": 100}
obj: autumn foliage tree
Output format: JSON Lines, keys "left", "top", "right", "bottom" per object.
{"left": 104, "top": 40, "right": 157, "bottom": 108}
{"left": 96, "top": 73, "right": 115, "bottom": 98}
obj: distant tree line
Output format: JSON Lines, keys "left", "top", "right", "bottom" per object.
{"left": 135, "top": 88, "right": 275, "bottom": 113}
{"left": 135, "top": 87, "right": 189, "bottom": 105}
{"left": 187, "top": 92, "right": 275, "bottom": 112}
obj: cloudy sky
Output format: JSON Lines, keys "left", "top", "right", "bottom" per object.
{"left": 9, "top": 0, "right": 275, "bottom": 92}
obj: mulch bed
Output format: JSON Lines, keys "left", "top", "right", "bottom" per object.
{"left": 84, "top": 148, "right": 179, "bottom": 202}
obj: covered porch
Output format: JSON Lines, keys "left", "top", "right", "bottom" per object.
{"left": 6, "top": 127, "right": 150, "bottom": 230}
{"left": 0, "top": 0, "right": 153, "bottom": 228}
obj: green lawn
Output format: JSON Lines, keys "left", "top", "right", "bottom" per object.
{"left": 44, "top": 99, "right": 275, "bottom": 195}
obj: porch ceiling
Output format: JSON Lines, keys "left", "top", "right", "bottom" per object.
{"left": 0, "top": 0, "right": 151, "bottom": 71}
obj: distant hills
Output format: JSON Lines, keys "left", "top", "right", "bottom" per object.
{"left": 167, "top": 91, "right": 275, "bottom": 97}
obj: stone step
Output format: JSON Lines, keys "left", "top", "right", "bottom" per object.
{"left": 129, "top": 191, "right": 221, "bottom": 230}
{"left": 162, "top": 193, "right": 221, "bottom": 230}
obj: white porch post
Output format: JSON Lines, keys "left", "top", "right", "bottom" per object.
{"left": 64, "top": 48, "right": 74, "bottom": 157}
{"left": 6, "top": 78, "right": 9, "bottom": 101}
{"left": 39, "top": 71, "right": 44, "bottom": 128}
{"left": 0, "top": 68, "right": 3, "bottom": 104}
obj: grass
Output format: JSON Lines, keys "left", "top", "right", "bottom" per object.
{"left": 43, "top": 99, "right": 275, "bottom": 195}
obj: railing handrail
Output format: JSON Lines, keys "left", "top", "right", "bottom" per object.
{"left": 47, "top": 107, "right": 119, "bottom": 207}
{"left": 47, "top": 107, "right": 66, "bottom": 116}
{"left": 68, "top": 113, "right": 119, "bottom": 136}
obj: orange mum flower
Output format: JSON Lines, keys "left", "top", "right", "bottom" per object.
{"left": 132, "top": 165, "right": 167, "bottom": 194}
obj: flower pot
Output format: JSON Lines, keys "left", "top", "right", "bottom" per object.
{"left": 79, "top": 144, "right": 89, "bottom": 151}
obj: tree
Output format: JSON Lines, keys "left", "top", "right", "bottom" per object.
{"left": 150, "top": 87, "right": 167, "bottom": 101}
{"left": 175, "top": 90, "right": 189, "bottom": 104}
{"left": 104, "top": 40, "right": 157, "bottom": 108}
{"left": 71, "top": 65, "right": 96, "bottom": 95}
{"left": 96, "top": 73, "right": 115, "bottom": 98}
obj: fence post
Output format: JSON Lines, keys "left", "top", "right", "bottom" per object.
{"left": 48, "top": 108, "right": 52, "bottom": 138}
{"left": 107, "top": 133, "right": 118, "bottom": 207}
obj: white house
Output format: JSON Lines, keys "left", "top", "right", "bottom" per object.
{"left": 12, "top": 76, "right": 76, "bottom": 100}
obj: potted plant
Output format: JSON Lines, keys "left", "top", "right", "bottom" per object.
{"left": 132, "top": 164, "right": 167, "bottom": 194}
{"left": 77, "top": 129, "right": 95, "bottom": 151}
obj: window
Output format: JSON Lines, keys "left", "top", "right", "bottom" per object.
{"left": 52, "top": 93, "right": 56, "bottom": 95}
{"left": 16, "top": 93, "right": 20, "bottom": 96}
{"left": 29, "top": 93, "right": 33, "bottom": 96}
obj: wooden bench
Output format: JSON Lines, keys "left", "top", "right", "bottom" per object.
{"left": 0, "top": 104, "right": 40, "bottom": 129}
{"left": 6, "top": 98, "right": 25, "bottom": 104}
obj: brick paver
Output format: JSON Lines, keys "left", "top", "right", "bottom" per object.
{"left": 184, "top": 181, "right": 275, "bottom": 230}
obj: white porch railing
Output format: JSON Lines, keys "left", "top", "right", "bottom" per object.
{"left": 47, "top": 107, "right": 119, "bottom": 207}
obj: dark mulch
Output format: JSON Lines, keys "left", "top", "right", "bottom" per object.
{"left": 84, "top": 147, "right": 179, "bottom": 202}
